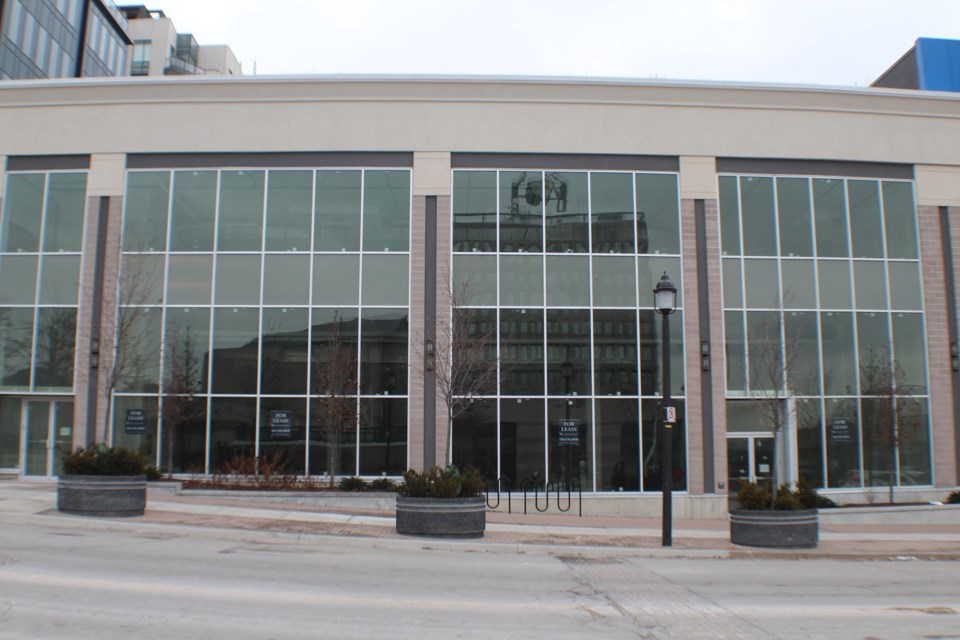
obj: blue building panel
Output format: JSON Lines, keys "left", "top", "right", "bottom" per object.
{"left": 916, "top": 38, "right": 960, "bottom": 92}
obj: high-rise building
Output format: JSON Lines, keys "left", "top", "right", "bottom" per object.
{"left": 120, "top": 5, "right": 241, "bottom": 77}
{"left": 0, "top": 0, "right": 131, "bottom": 80}
{"left": 873, "top": 37, "right": 960, "bottom": 92}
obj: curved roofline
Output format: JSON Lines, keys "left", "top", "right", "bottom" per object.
{"left": 2, "top": 72, "right": 959, "bottom": 101}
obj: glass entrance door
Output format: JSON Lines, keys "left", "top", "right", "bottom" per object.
{"left": 22, "top": 400, "right": 73, "bottom": 477}
{"left": 727, "top": 434, "right": 775, "bottom": 495}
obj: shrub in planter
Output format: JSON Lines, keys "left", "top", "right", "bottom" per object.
{"left": 395, "top": 465, "right": 486, "bottom": 538}
{"left": 339, "top": 476, "right": 368, "bottom": 492}
{"left": 946, "top": 490, "right": 960, "bottom": 505}
{"left": 730, "top": 480, "right": 819, "bottom": 548}
{"left": 367, "top": 477, "right": 396, "bottom": 492}
{"left": 58, "top": 445, "right": 147, "bottom": 517}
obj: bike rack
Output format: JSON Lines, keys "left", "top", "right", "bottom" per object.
{"left": 484, "top": 476, "right": 512, "bottom": 514}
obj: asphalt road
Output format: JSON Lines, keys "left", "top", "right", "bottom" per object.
{"left": 0, "top": 519, "right": 958, "bottom": 639}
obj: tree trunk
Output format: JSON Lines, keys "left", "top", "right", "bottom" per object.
{"left": 328, "top": 432, "right": 338, "bottom": 488}
{"left": 166, "top": 421, "right": 175, "bottom": 478}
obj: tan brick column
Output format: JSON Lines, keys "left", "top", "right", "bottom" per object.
{"left": 74, "top": 154, "right": 125, "bottom": 446}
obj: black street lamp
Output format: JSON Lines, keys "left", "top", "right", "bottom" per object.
{"left": 653, "top": 271, "right": 677, "bottom": 547}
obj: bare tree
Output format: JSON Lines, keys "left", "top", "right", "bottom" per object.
{"left": 161, "top": 324, "right": 204, "bottom": 477}
{"left": 416, "top": 273, "right": 499, "bottom": 468}
{"left": 858, "top": 348, "right": 922, "bottom": 504}
{"left": 746, "top": 311, "right": 812, "bottom": 503}
{"left": 99, "top": 250, "right": 162, "bottom": 445}
{"left": 311, "top": 312, "right": 359, "bottom": 487}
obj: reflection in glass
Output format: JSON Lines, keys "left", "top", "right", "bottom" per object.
{"left": 893, "top": 313, "right": 926, "bottom": 394}
{"left": 452, "top": 171, "right": 496, "bottom": 253}
{"left": 740, "top": 177, "right": 776, "bottom": 256}
{"left": 593, "top": 310, "right": 638, "bottom": 396}
{"left": 813, "top": 179, "right": 849, "bottom": 258}
{"left": 853, "top": 260, "right": 887, "bottom": 309}
{"left": 121, "top": 254, "right": 165, "bottom": 307}
{"left": 33, "top": 307, "right": 75, "bottom": 390}
{"left": 545, "top": 255, "right": 589, "bottom": 307}
{"left": 825, "top": 398, "right": 859, "bottom": 488}
{"left": 452, "top": 399, "right": 497, "bottom": 481}
{"left": 43, "top": 173, "right": 86, "bottom": 252}
{"left": 548, "top": 398, "right": 591, "bottom": 490}
{"left": 592, "top": 256, "right": 637, "bottom": 307}
{"left": 635, "top": 173, "right": 679, "bottom": 254}
{"left": 743, "top": 259, "right": 779, "bottom": 308}
{"left": 500, "top": 308, "right": 544, "bottom": 395}
{"left": 547, "top": 310, "right": 590, "bottom": 396}
{"left": 591, "top": 173, "right": 634, "bottom": 254}
{"left": 796, "top": 399, "right": 824, "bottom": 488}
{"left": 170, "top": 171, "right": 216, "bottom": 251}
{"left": 856, "top": 312, "right": 890, "bottom": 386}
{"left": 310, "top": 308, "right": 359, "bottom": 395}
{"left": 309, "top": 396, "right": 358, "bottom": 478}
{"left": 166, "top": 255, "right": 212, "bottom": 305}
{"left": 0, "top": 255, "right": 38, "bottom": 304}
{"left": 259, "top": 397, "right": 306, "bottom": 474}
{"left": 362, "top": 255, "right": 409, "bottom": 306}
{"left": 0, "top": 397, "right": 21, "bottom": 467}
{"left": 725, "top": 310, "right": 746, "bottom": 393}
{"left": 780, "top": 259, "right": 815, "bottom": 308}
{"left": 113, "top": 396, "right": 158, "bottom": 471}
{"left": 499, "top": 255, "right": 543, "bottom": 306}
{"left": 784, "top": 311, "right": 819, "bottom": 395}
{"left": 265, "top": 171, "right": 312, "bottom": 251}
{"left": 0, "top": 308, "right": 34, "bottom": 390}
{"left": 722, "top": 258, "right": 743, "bottom": 308}
{"left": 316, "top": 170, "right": 362, "bottom": 251}
{"left": 821, "top": 312, "right": 856, "bottom": 396}
{"left": 641, "top": 399, "right": 686, "bottom": 491}
{"left": 362, "top": 170, "right": 410, "bottom": 251}
{"left": 452, "top": 308, "right": 497, "bottom": 396}
{"left": 217, "top": 170, "right": 264, "bottom": 251}
{"left": 637, "top": 256, "right": 681, "bottom": 306}
{"left": 313, "top": 254, "right": 360, "bottom": 306}
{"left": 719, "top": 176, "right": 740, "bottom": 256}
{"left": 640, "top": 310, "right": 683, "bottom": 396}
{"left": 888, "top": 262, "right": 922, "bottom": 310}
{"left": 164, "top": 307, "right": 211, "bottom": 393}
{"left": 214, "top": 254, "right": 261, "bottom": 305}
{"left": 818, "top": 260, "right": 852, "bottom": 309}
{"left": 359, "top": 398, "right": 407, "bottom": 475}
{"left": 848, "top": 180, "right": 884, "bottom": 258}
{"left": 500, "top": 398, "right": 544, "bottom": 491}
{"left": 860, "top": 396, "right": 894, "bottom": 487}
{"left": 747, "top": 311, "right": 780, "bottom": 393}
{"left": 1, "top": 173, "right": 44, "bottom": 252}
{"left": 544, "top": 172, "right": 588, "bottom": 253}
{"left": 595, "top": 399, "right": 639, "bottom": 491}
{"left": 116, "top": 307, "right": 161, "bottom": 392}
{"left": 209, "top": 397, "right": 255, "bottom": 472}
{"left": 260, "top": 308, "right": 308, "bottom": 394}
{"left": 776, "top": 177, "right": 813, "bottom": 257}
{"left": 500, "top": 171, "right": 543, "bottom": 253}
{"left": 898, "top": 398, "right": 931, "bottom": 485}
{"left": 360, "top": 309, "right": 408, "bottom": 395}
{"left": 123, "top": 171, "right": 170, "bottom": 252}
{"left": 882, "top": 182, "right": 918, "bottom": 260}
{"left": 262, "top": 254, "right": 309, "bottom": 305}
{"left": 161, "top": 395, "right": 206, "bottom": 474}
{"left": 453, "top": 255, "right": 497, "bottom": 306}
{"left": 211, "top": 308, "right": 259, "bottom": 394}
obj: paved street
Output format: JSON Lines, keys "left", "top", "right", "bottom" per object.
{"left": 1, "top": 515, "right": 958, "bottom": 640}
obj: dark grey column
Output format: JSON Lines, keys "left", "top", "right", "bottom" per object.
{"left": 940, "top": 206, "right": 960, "bottom": 484}
{"left": 695, "top": 199, "right": 715, "bottom": 493}
{"left": 423, "top": 196, "right": 438, "bottom": 469}
{"left": 85, "top": 196, "right": 110, "bottom": 446}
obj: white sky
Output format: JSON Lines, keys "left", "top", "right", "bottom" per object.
{"left": 148, "top": 0, "right": 960, "bottom": 86}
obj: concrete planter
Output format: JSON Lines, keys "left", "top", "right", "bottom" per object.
{"left": 730, "top": 509, "right": 819, "bottom": 548}
{"left": 395, "top": 495, "right": 485, "bottom": 538}
{"left": 57, "top": 475, "right": 147, "bottom": 517}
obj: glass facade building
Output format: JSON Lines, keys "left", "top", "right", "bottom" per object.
{"left": 0, "top": 75, "right": 957, "bottom": 510}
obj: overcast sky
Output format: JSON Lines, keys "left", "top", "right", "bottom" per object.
{"left": 148, "top": 0, "right": 960, "bottom": 86}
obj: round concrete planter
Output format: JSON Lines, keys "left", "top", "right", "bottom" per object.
{"left": 395, "top": 495, "right": 486, "bottom": 538}
{"left": 57, "top": 475, "right": 147, "bottom": 517}
{"left": 729, "top": 509, "right": 819, "bottom": 548}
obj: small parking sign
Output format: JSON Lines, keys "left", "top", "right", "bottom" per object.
{"left": 663, "top": 405, "right": 677, "bottom": 426}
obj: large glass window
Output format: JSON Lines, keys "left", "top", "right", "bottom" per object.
{"left": 265, "top": 171, "right": 312, "bottom": 251}
{"left": 362, "top": 170, "right": 409, "bottom": 252}
{"left": 217, "top": 171, "right": 264, "bottom": 251}
{"left": 169, "top": 171, "right": 216, "bottom": 252}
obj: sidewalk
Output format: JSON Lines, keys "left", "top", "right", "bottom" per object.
{"left": 2, "top": 480, "right": 958, "bottom": 559}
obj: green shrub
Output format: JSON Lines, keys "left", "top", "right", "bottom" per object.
{"left": 398, "top": 465, "right": 485, "bottom": 498}
{"left": 62, "top": 444, "right": 146, "bottom": 476}
{"left": 736, "top": 479, "right": 829, "bottom": 511}
{"left": 734, "top": 481, "right": 771, "bottom": 510}
{"left": 367, "top": 477, "right": 396, "bottom": 492}
{"left": 946, "top": 490, "right": 960, "bottom": 504}
{"left": 339, "top": 476, "right": 367, "bottom": 492}
{"left": 773, "top": 486, "right": 802, "bottom": 510}
{"left": 145, "top": 466, "right": 161, "bottom": 482}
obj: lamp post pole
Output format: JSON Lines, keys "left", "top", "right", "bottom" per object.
{"left": 653, "top": 272, "right": 677, "bottom": 548}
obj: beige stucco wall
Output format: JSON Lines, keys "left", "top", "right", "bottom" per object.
{"left": 0, "top": 78, "right": 959, "bottom": 170}
{"left": 916, "top": 165, "right": 960, "bottom": 207}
